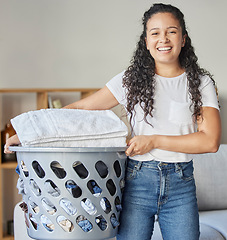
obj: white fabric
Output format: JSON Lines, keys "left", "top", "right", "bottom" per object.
{"left": 11, "top": 109, "right": 128, "bottom": 147}
{"left": 106, "top": 71, "right": 219, "bottom": 162}
{"left": 59, "top": 198, "right": 77, "bottom": 216}
{"left": 80, "top": 199, "right": 97, "bottom": 215}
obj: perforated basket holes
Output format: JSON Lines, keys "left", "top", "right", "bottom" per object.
{"left": 32, "top": 160, "right": 45, "bottom": 178}
{"left": 76, "top": 215, "right": 93, "bottom": 232}
{"left": 95, "top": 161, "right": 108, "bottom": 178}
{"left": 106, "top": 179, "right": 116, "bottom": 196}
{"left": 29, "top": 179, "right": 41, "bottom": 196}
{"left": 20, "top": 160, "right": 29, "bottom": 177}
{"left": 57, "top": 215, "right": 74, "bottom": 232}
{"left": 114, "top": 196, "right": 122, "bottom": 212}
{"left": 28, "top": 197, "right": 39, "bottom": 214}
{"left": 72, "top": 161, "right": 88, "bottom": 179}
{"left": 40, "top": 214, "right": 55, "bottom": 232}
{"left": 113, "top": 160, "right": 121, "bottom": 178}
{"left": 44, "top": 180, "right": 61, "bottom": 197}
{"left": 50, "top": 161, "right": 66, "bottom": 179}
{"left": 87, "top": 180, "right": 102, "bottom": 197}
{"left": 29, "top": 213, "right": 38, "bottom": 230}
{"left": 59, "top": 198, "right": 77, "bottom": 216}
{"left": 95, "top": 215, "right": 107, "bottom": 231}
{"left": 100, "top": 197, "right": 111, "bottom": 214}
{"left": 65, "top": 180, "right": 82, "bottom": 198}
{"left": 110, "top": 213, "right": 120, "bottom": 229}
{"left": 41, "top": 197, "right": 57, "bottom": 215}
{"left": 81, "top": 198, "right": 97, "bottom": 215}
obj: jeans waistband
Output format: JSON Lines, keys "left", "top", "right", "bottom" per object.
{"left": 127, "top": 158, "right": 193, "bottom": 171}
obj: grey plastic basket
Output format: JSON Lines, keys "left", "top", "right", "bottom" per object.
{"left": 10, "top": 146, "right": 127, "bottom": 240}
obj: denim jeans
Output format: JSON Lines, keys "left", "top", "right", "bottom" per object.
{"left": 117, "top": 158, "right": 200, "bottom": 240}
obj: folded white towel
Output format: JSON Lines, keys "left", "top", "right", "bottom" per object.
{"left": 11, "top": 109, "right": 128, "bottom": 147}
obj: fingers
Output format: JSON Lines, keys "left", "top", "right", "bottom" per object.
{"left": 125, "top": 143, "right": 135, "bottom": 157}
{"left": 125, "top": 135, "right": 154, "bottom": 157}
{"left": 126, "top": 139, "right": 140, "bottom": 157}
{"left": 4, "top": 143, "right": 13, "bottom": 154}
{"left": 4, "top": 134, "right": 20, "bottom": 154}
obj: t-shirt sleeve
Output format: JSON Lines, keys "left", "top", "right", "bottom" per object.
{"left": 199, "top": 75, "right": 219, "bottom": 110}
{"left": 106, "top": 71, "right": 127, "bottom": 105}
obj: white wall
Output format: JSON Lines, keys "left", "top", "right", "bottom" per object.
{"left": 0, "top": 0, "right": 227, "bottom": 141}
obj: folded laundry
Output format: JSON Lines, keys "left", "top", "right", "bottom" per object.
{"left": 17, "top": 177, "right": 27, "bottom": 196}
{"left": 65, "top": 180, "right": 82, "bottom": 198}
{"left": 44, "top": 180, "right": 60, "bottom": 197}
{"left": 41, "top": 198, "right": 56, "bottom": 215}
{"left": 11, "top": 109, "right": 128, "bottom": 147}
{"left": 29, "top": 179, "right": 41, "bottom": 196}
{"left": 28, "top": 198, "right": 39, "bottom": 213}
{"left": 87, "top": 180, "right": 102, "bottom": 197}
{"left": 100, "top": 197, "right": 112, "bottom": 213}
{"left": 40, "top": 215, "right": 54, "bottom": 232}
{"left": 51, "top": 163, "right": 66, "bottom": 179}
{"left": 95, "top": 215, "right": 107, "bottom": 231}
{"left": 81, "top": 198, "right": 97, "bottom": 215}
{"left": 57, "top": 216, "right": 74, "bottom": 232}
{"left": 59, "top": 198, "right": 77, "bottom": 216}
{"left": 110, "top": 213, "right": 120, "bottom": 228}
{"left": 76, "top": 215, "right": 93, "bottom": 232}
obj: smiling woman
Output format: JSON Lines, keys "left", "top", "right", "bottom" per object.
{"left": 5, "top": 3, "right": 221, "bottom": 240}
{"left": 145, "top": 12, "right": 186, "bottom": 71}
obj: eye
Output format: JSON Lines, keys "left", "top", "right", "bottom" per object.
{"left": 168, "top": 31, "right": 177, "bottom": 34}
{"left": 151, "top": 32, "right": 158, "bottom": 36}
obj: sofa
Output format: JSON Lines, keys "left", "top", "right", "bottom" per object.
{"left": 14, "top": 145, "right": 227, "bottom": 240}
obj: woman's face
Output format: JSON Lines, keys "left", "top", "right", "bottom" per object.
{"left": 145, "top": 12, "right": 186, "bottom": 67}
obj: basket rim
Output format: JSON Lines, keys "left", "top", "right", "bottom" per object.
{"left": 9, "top": 146, "right": 127, "bottom": 153}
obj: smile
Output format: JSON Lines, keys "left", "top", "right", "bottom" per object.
{"left": 157, "top": 47, "right": 172, "bottom": 52}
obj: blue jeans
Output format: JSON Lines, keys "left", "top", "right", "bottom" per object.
{"left": 117, "top": 159, "right": 199, "bottom": 240}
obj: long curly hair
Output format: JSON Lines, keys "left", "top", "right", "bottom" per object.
{"left": 123, "top": 3, "right": 216, "bottom": 127}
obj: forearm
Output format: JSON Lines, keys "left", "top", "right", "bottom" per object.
{"left": 63, "top": 86, "right": 119, "bottom": 110}
{"left": 126, "top": 107, "right": 221, "bottom": 157}
{"left": 154, "top": 131, "right": 220, "bottom": 154}
{"left": 63, "top": 98, "right": 88, "bottom": 110}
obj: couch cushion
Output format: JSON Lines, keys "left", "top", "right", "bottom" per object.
{"left": 199, "top": 223, "right": 225, "bottom": 240}
{"left": 199, "top": 210, "right": 227, "bottom": 239}
{"left": 192, "top": 144, "right": 227, "bottom": 211}
{"left": 151, "top": 221, "right": 225, "bottom": 240}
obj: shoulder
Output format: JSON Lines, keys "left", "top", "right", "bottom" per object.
{"left": 199, "top": 75, "right": 215, "bottom": 90}
{"left": 106, "top": 70, "right": 126, "bottom": 88}
{"left": 110, "top": 70, "right": 125, "bottom": 82}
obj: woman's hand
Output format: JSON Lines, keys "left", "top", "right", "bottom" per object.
{"left": 4, "top": 134, "right": 20, "bottom": 154}
{"left": 125, "top": 135, "right": 156, "bottom": 157}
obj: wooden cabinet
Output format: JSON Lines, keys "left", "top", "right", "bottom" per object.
{"left": 0, "top": 88, "right": 99, "bottom": 239}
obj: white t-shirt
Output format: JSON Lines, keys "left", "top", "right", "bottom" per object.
{"left": 106, "top": 71, "right": 219, "bottom": 163}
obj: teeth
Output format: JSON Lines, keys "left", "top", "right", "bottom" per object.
{"left": 158, "top": 47, "right": 172, "bottom": 51}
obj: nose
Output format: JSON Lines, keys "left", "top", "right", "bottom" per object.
{"left": 159, "top": 33, "right": 169, "bottom": 43}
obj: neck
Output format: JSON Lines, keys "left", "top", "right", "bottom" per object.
{"left": 155, "top": 63, "right": 185, "bottom": 78}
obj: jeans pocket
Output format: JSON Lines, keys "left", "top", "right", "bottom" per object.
{"left": 176, "top": 161, "right": 194, "bottom": 181}
{"left": 125, "top": 159, "right": 140, "bottom": 181}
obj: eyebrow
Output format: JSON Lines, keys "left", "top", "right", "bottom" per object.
{"left": 149, "top": 26, "right": 179, "bottom": 32}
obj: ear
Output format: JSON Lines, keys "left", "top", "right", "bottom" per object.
{"left": 182, "top": 34, "right": 187, "bottom": 47}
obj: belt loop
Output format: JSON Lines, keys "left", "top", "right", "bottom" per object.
{"left": 135, "top": 161, "right": 142, "bottom": 170}
{"left": 175, "top": 163, "right": 181, "bottom": 173}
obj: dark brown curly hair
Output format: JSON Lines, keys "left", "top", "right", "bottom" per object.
{"left": 123, "top": 3, "right": 216, "bottom": 127}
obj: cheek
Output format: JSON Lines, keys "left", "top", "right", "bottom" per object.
{"left": 146, "top": 39, "right": 156, "bottom": 51}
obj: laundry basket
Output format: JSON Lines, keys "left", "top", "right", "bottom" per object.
{"left": 10, "top": 146, "right": 127, "bottom": 240}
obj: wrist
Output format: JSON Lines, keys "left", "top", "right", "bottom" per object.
{"left": 150, "top": 135, "right": 160, "bottom": 149}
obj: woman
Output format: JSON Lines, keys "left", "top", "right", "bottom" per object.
{"left": 5, "top": 3, "right": 221, "bottom": 240}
